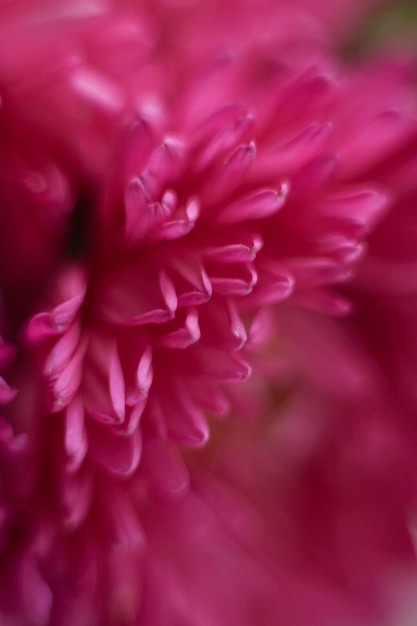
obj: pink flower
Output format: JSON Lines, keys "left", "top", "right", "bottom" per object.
{"left": 1, "top": 2, "right": 417, "bottom": 625}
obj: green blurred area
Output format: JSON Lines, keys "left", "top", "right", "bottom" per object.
{"left": 345, "top": 0, "right": 417, "bottom": 56}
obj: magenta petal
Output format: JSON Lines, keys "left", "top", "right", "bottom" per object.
{"left": 246, "top": 263, "right": 294, "bottom": 305}
{"left": 148, "top": 136, "right": 186, "bottom": 183}
{"left": 153, "top": 197, "right": 200, "bottom": 241}
{"left": 136, "top": 344, "right": 153, "bottom": 394}
{"left": 14, "top": 555, "right": 53, "bottom": 626}
{"left": 44, "top": 321, "right": 81, "bottom": 379}
{"left": 195, "top": 113, "right": 254, "bottom": 171}
{"left": 199, "top": 300, "right": 247, "bottom": 350}
{"left": 0, "top": 339, "right": 15, "bottom": 370}
{"left": 117, "top": 331, "right": 153, "bottom": 405}
{"left": 166, "top": 398, "right": 209, "bottom": 446}
{"left": 83, "top": 335, "right": 126, "bottom": 426}
{"left": 120, "top": 108, "right": 161, "bottom": 181}
{"left": 50, "top": 340, "right": 87, "bottom": 411}
{"left": 204, "top": 234, "right": 263, "bottom": 264}
{"left": 340, "top": 110, "right": 415, "bottom": 177}
{"left": 194, "top": 346, "right": 252, "bottom": 382}
{"left": 157, "top": 308, "right": 201, "bottom": 349}
{"left": 215, "top": 186, "right": 289, "bottom": 225}
{"left": 169, "top": 257, "right": 212, "bottom": 306}
{"left": 207, "top": 262, "right": 258, "bottom": 296}
{"left": 60, "top": 466, "right": 93, "bottom": 529}
{"left": 192, "top": 104, "right": 249, "bottom": 146}
{"left": 319, "top": 187, "right": 389, "bottom": 236}
{"left": 124, "top": 178, "right": 172, "bottom": 242}
{"left": 109, "top": 342, "right": 126, "bottom": 422}
{"left": 293, "top": 154, "right": 338, "bottom": 190}
{"left": 123, "top": 401, "right": 147, "bottom": 436}
{"left": 286, "top": 258, "right": 352, "bottom": 288}
{"left": 205, "top": 141, "right": 256, "bottom": 203}
{"left": 25, "top": 267, "right": 87, "bottom": 344}
{"left": 142, "top": 439, "right": 190, "bottom": 495}
{"left": 24, "top": 312, "right": 64, "bottom": 344}
{"left": 189, "top": 382, "right": 231, "bottom": 416}
{"left": 97, "top": 265, "right": 177, "bottom": 325}
{"left": 70, "top": 65, "right": 125, "bottom": 113}
{"left": 88, "top": 424, "right": 142, "bottom": 477}
{"left": 254, "top": 123, "right": 331, "bottom": 175}
{"left": 293, "top": 288, "right": 354, "bottom": 316}
{"left": 64, "top": 397, "right": 88, "bottom": 472}
{"left": 0, "top": 376, "right": 17, "bottom": 404}
{"left": 316, "top": 236, "right": 365, "bottom": 264}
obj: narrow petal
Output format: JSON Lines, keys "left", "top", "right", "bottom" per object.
{"left": 203, "top": 233, "right": 263, "bottom": 263}
{"left": 64, "top": 396, "right": 88, "bottom": 472}
{"left": 59, "top": 465, "right": 93, "bottom": 530}
{"left": 246, "top": 263, "right": 294, "bottom": 306}
{"left": 88, "top": 424, "right": 142, "bottom": 477}
{"left": 199, "top": 299, "right": 247, "bottom": 351}
{"left": 207, "top": 262, "right": 257, "bottom": 296}
{"left": 0, "top": 377, "right": 17, "bottom": 404}
{"left": 141, "top": 440, "right": 190, "bottom": 496}
{"left": 195, "top": 113, "right": 254, "bottom": 171}
{"left": 96, "top": 264, "right": 177, "bottom": 325}
{"left": 168, "top": 256, "right": 212, "bottom": 306}
{"left": 254, "top": 123, "right": 331, "bottom": 175}
{"left": 192, "top": 346, "right": 252, "bottom": 382}
{"left": 147, "top": 136, "right": 186, "bottom": 183}
{"left": 152, "top": 197, "right": 200, "bottom": 241}
{"left": 204, "top": 141, "right": 256, "bottom": 204}
{"left": 318, "top": 187, "right": 389, "bottom": 236}
{"left": 124, "top": 177, "right": 172, "bottom": 242}
{"left": 157, "top": 308, "right": 201, "bottom": 349}
{"left": 214, "top": 185, "right": 289, "bottom": 225}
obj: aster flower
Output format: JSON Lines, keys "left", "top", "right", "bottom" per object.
{"left": 19, "top": 42, "right": 397, "bottom": 499}
{"left": 1, "top": 1, "right": 417, "bottom": 625}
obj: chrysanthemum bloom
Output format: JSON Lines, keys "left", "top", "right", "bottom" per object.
{"left": 1, "top": 1, "right": 417, "bottom": 625}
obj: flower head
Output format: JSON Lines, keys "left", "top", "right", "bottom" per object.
{"left": 1, "top": 1, "right": 417, "bottom": 625}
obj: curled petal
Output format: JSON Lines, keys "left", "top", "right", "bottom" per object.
{"left": 64, "top": 396, "right": 88, "bottom": 472}
{"left": 195, "top": 112, "right": 254, "bottom": 171}
{"left": 293, "top": 154, "right": 338, "bottom": 190}
{"left": 168, "top": 257, "right": 212, "bottom": 306}
{"left": 285, "top": 258, "right": 353, "bottom": 288}
{"left": 203, "top": 233, "right": 263, "bottom": 264}
{"left": 192, "top": 104, "right": 250, "bottom": 147}
{"left": 0, "top": 377, "right": 17, "bottom": 404}
{"left": 141, "top": 439, "right": 190, "bottom": 496}
{"left": 151, "top": 197, "right": 200, "bottom": 241}
{"left": 157, "top": 308, "right": 201, "bottom": 349}
{"left": 70, "top": 66, "right": 125, "bottom": 114}
{"left": 199, "top": 299, "right": 247, "bottom": 351}
{"left": 96, "top": 265, "right": 177, "bottom": 326}
{"left": 207, "top": 261, "right": 258, "bottom": 296}
{"left": 214, "top": 186, "right": 289, "bottom": 226}
{"left": 50, "top": 339, "right": 87, "bottom": 411}
{"left": 192, "top": 345, "right": 252, "bottom": 382}
{"left": 157, "top": 385, "right": 209, "bottom": 447}
{"left": 204, "top": 141, "right": 256, "bottom": 205}
{"left": 59, "top": 465, "right": 93, "bottom": 530}
{"left": 124, "top": 177, "right": 172, "bottom": 242}
{"left": 254, "top": 123, "right": 331, "bottom": 175}
{"left": 147, "top": 136, "right": 186, "bottom": 183}
{"left": 88, "top": 424, "right": 142, "bottom": 478}
{"left": 25, "top": 267, "right": 87, "bottom": 344}
{"left": 245, "top": 262, "right": 294, "bottom": 306}
{"left": 44, "top": 321, "right": 81, "bottom": 379}
{"left": 318, "top": 187, "right": 389, "bottom": 237}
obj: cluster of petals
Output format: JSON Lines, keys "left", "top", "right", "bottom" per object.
{"left": 1, "top": 1, "right": 417, "bottom": 625}
{"left": 18, "top": 27, "right": 404, "bottom": 505}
